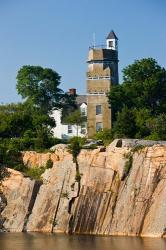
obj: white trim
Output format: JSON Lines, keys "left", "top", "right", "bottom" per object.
{"left": 87, "top": 76, "right": 111, "bottom": 80}
{"left": 87, "top": 92, "right": 106, "bottom": 96}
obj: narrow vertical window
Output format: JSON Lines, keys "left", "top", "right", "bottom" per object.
{"left": 96, "top": 105, "right": 102, "bottom": 115}
{"left": 96, "top": 122, "right": 103, "bottom": 132}
{"left": 81, "top": 107, "right": 86, "bottom": 116}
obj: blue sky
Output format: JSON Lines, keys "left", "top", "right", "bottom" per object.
{"left": 0, "top": 0, "right": 166, "bottom": 103}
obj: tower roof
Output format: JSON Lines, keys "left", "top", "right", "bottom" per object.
{"left": 106, "top": 30, "right": 118, "bottom": 40}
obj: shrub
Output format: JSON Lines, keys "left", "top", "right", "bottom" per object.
{"left": 94, "top": 129, "right": 114, "bottom": 146}
{"left": 68, "top": 137, "right": 86, "bottom": 163}
{"left": 45, "top": 159, "right": 53, "bottom": 169}
{"left": 13, "top": 163, "right": 26, "bottom": 172}
{"left": 61, "top": 192, "right": 69, "bottom": 199}
{"left": 0, "top": 165, "right": 10, "bottom": 183}
{"left": 121, "top": 151, "right": 133, "bottom": 181}
{"left": 25, "top": 166, "right": 46, "bottom": 180}
{"left": 124, "top": 155, "right": 133, "bottom": 175}
{"left": 75, "top": 170, "right": 81, "bottom": 182}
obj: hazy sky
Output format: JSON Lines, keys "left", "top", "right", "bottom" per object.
{"left": 0, "top": 0, "right": 166, "bottom": 103}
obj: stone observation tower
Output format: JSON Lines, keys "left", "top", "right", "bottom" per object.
{"left": 86, "top": 30, "right": 119, "bottom": 137}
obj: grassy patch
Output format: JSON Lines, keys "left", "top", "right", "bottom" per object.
{"left": 24, "top": 166, "right": 46, "bottom": 180}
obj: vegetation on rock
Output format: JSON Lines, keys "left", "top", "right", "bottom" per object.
{"left": 45, "top": 159, "right": 53, "bottom": 169}
{"left": 68, "top": 137, "right": 86, "bottom": 163}
{"left": 94, "top": 129, "right": 114, "bottom": 146}
{"left": 68, "top": 137, "right": 85, "bottom": 188}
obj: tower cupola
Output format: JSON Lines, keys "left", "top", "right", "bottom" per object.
{"left": 106, "top": 30, "right": 118, "bottom": 50}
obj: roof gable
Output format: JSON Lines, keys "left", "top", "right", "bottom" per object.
{"left": 106, "top": 30, "right": 118, "bottom": 40}
{"left": 76, "top": 95, "right": 87, "bottom": 105}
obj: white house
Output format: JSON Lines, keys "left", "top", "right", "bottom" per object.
{"left": 51, "top": 90, "right": 87, "bottom": 139}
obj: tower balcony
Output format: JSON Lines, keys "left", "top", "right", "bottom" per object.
{"left": 89, "top": 45, "right": 106, "bottom": 50}
{"left": 88, "top": 47, "right": 118, "bottom": 62}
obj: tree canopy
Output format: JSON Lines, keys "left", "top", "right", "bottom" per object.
{"left": 16, "top": 65, "right": 75, "bottom": 112}
{"left": 0, "top": 65, "right": 76, "bottom": 155}
{"left": 0, "top": 65, "right": 77, "bottom": 181}
{"left": 108, "top": 58, "right": 166, "bottom": 140}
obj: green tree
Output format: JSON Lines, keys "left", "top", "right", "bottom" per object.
{"left": 109, "top": 58, "right": 166, "bottom": 118}
{"left": 64, "top": 110, "right": 87, "bottom": 136}
{"left": 0, "top": 103, "right": 33, "bottom": 138}
{"left": 0, "top": 103, "right": 55, "bottom": 140}
{"left": 16, "top": 66, "right": 63, "bottom": 112}
{"left": 16, "top": 65, "right": 76, "bottom": 113}
{"left": 146, "top": 114, "right": 166, "bottom": 140}
{"left": 108, "top": 58, "right": 166, "bottom": 140}
{"left": 113, "top": 106, "right": 136, "bottom": 138}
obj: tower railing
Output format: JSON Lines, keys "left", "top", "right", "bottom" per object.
{"left": 89, "top": 45, "right": 106, "bottom": 49}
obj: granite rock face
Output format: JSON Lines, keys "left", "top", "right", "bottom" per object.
{"left": 1, "top": 139, "right": 166, "bottom": 237}
{"left": 1, "top": 169, "right": 40, "bottom": 232}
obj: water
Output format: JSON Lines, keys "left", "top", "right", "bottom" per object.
{"left": 0, "top": 233, "right": 166, "bottom": 250}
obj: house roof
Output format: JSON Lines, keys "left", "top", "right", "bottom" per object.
{"left": 106, "top": 30, "right": 118, "bottom": 40}
{"left": 76, "top": 95, "right": 87, "bottom": 105}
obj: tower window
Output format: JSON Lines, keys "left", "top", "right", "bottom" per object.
{"left": 96, "top": 105, "right": 102, "bottom": 115}
{"left": 96, "top": 122, "right": 103, "bottom": 132}
{"left": 109, "top": 41, "right": 113, "bottom": 47}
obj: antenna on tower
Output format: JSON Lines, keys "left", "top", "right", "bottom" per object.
{"left": 93, "top": 32, "right": 96, "bottom": 48}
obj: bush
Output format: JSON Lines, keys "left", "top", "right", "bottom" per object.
{"left": 68, "top": 137, "right": 86, "bottom": 163}
{"left": 45, "top": 159, "right": 53, "bottom": 169}
{"left": 75, "top": 170, "right": 81, "bottom": 182}
{"left": 0, "top": 165, "right": 10, "bottom": 182}
{"left": 13, "top": 163, "right": 26, "bottom": 172}
{"left": 121, "top": 152, "right": 133, "bottom": 181}
{"left": 124, "top": 156, "right": 133, "bottom": 175}
{"left": 94, "top": 129, "right": 114, "bottom": 146}
{"left": 25, "top": 166, "right": 46, "bottom": 180}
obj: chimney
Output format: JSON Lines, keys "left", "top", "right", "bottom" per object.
{"left": 69, "top": 88, "right": 76, "bottom": 96}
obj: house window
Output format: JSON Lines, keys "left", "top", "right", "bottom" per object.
{"left": 68, "top": 125, "right": 72, "bottom": 134}
{"left": 109, "top": 41, "right": 113, "bottom": 47}
{"left": 96, "top": 105, "right": 102, "bottom": 115}
{"left": 81, "top": 123, "right": 86, "bottom": 134}
{"left": 96, "top": 122, "right": 103, "bottom": 132}
{"left": 81, "top": 107, "right": 86, "bottom": 116}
